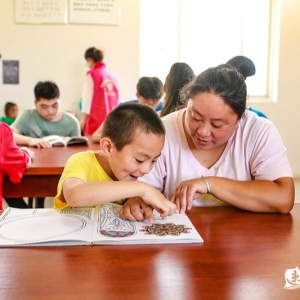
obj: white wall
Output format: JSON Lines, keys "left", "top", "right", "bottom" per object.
{"left": 252, "top": 0, "right": 300, "bottom": 177}
{"left": 1, "top": 0, "right": 300, "bottom": 177}
{"left": 0, "top": 0, "right": 140, "bottom": 114}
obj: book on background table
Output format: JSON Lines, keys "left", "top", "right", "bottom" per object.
{"left": 42, "top": 135, "right": 88, "bottom": 146}
{"left": 0, "top": 203, "right": 203, "bottom": 246}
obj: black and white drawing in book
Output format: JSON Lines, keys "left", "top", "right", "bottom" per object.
{"left": 42, "top": 135, "right": 88, "bottom": 146}
{"left": 0, "top": 203, "right": 203, "bottom": 246}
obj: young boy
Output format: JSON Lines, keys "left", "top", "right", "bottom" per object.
{"left": 91, "top": 77, "right": 164, "bottom": 143}
{"left": 0, "top": 102, "right": 19, "bottom": 125}
{"left": 134, "top": 76, "right": 164, "bottom": 111}
{"left": 54, "top": 103, "right": 176, "bottom": 221}
{"left": 11, "top": 81, "right": 81, "bottom": 148}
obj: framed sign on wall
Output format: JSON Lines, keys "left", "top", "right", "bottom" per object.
{"left": 15, "top": 0, "right": 67, "bottom": 24}
{"left": 69, "top": 0, "right": 120, "bottom": 25}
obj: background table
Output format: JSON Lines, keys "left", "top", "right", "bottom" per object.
{"left": 0, "top": 205, "right": 299, "bottom": 299}
{"left": 3, "top": 143, "right": 99, "bottom": 198}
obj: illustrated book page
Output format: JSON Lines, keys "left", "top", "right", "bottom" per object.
{"left": 42, "top": 135, "right": 88, "bottom": 146}
{"left": 92, "top": 203, "right": 203, "bottom": 245}
{"left": 0, "top": 207, "right": 95, "bottom": 246}
{"left": 0, "top": 203, "right": 203, "bottom": 246}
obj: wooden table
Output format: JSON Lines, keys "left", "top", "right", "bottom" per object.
{"left": 0, "top": 205, "right": 299, "bottom": 300}
{"left": 3, "top": 143, "right": 99, "bottom": 198}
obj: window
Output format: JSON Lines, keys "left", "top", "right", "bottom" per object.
{"left": 140, "top": 0, "right": 279, "bottom": 99}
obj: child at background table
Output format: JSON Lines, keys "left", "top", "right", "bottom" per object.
{"left": 91, "top": 76, "right": 164, "bottom": 143}
{"left": 11, "top": 81, "right": 81, "bottom": 148}
{"left": 0, "top": 102, "right": 19, "bottom": 125}
{"left": 0, "top": 122, "right": 34, "bottom": 210}
{"left": 54, "top": 103, "right": 176, "bottom": 222}
{"left": 130, "top": 76, "right": 164, "bottom": 111}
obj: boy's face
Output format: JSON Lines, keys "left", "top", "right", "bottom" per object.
{"left": 137, "top": 94, "right": 159, "bottom": 110}
{"left": 9, "top": 106, "right": 18, "bottom": 118}
{"left": 108, "top": 131, "right": 164, "bottom": 181}
{"left": 35, "top": 98, "right": 61, "bottom": 121}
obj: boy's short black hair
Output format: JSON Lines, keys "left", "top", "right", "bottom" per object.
{"left": 136, "top": 77, "right": 164, "bottom": 101}
{"left": 101, "top": 102, "right": 165, "bottom": 151}
{"left": 4, "top": 102, "right": 17, "bottom": 117}
{"left": 34, "top": 81, "right": 60, "bottom": 101}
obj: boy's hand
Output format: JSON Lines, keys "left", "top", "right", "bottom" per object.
{"left": 141, "top": 185, "right": 176, "bottom": 222}
{"left": 28, "top": 138, "right": 52, "bottom": 148}
{"left": 119, "top": 186, "right": 176, "bottom": 223}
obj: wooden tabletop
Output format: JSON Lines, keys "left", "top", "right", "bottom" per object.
{"left": 0, "top": 205, "right": 299, "bottom": 299}
{"left": 22, "top": 143, "right": 100, "bottom": 175}
{"left": 3, "top": 143, "right": 100, "bottom": 198}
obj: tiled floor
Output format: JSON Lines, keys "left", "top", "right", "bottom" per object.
{"left": 4, "top": 178, "right": 300, "bottom": 209}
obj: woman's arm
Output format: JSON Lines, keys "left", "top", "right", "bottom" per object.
{"left": 171, "top": 176, "right": 295, "bottom": 214}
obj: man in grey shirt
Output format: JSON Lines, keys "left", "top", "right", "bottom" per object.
{"left": 8, "top": 81, "right": 81, "bottom": 208}
{"left": 11, "top": 81, "right": 80, "bottom": 148}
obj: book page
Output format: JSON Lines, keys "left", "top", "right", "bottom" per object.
{"left": 0, "top": 207, "right": 95, "bottom": 246}
{"left": 66, "top": 136, "right": 88, "bottom": 146}
{"left": 92, "top": 203, "right": 203, "bottom": 245}
{"left": 42, "top": 135, "right": 65, "bottom": 146}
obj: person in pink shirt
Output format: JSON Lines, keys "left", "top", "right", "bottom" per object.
{"left": 0, "top": 122, "right": 34, "bottom": 209}
{"left": 119, "top": 64, "right": 294, "bottom": 221}
{"left": 80, "top": 47, "right": 119, "bottom": 137}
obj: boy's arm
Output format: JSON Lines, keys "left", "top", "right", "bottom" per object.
{"left": 63, "top": 178, "right": 176, "bottom": 222}
{"left": 11, "top": 131, "right": 51, "bottom": 148}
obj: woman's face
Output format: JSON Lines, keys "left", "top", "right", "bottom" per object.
{"left": 184, "top": 92, "right": 239, "bottom": 151}
{"left": 86, "top": 58, "right": 95, "bottom": 69}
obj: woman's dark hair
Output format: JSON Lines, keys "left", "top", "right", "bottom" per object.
{"left": 180, "top": 64, "right": 247, "bottom": 119}
{"left": 101, "top": 102, "right": 165, "bottom": 151}
{"left": 85, "top": 47, "right": 104, "bottom": 63}
{"left": 160, "top": 62, "right": 195, "bottom": 117}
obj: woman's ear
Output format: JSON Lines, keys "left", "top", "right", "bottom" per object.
{"left": 99, "top": 137, "right": 114, "bottom": 155}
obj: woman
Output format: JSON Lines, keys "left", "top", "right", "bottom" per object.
{"left": 160, "top": 62, "right": 195, "bottom": 117}
{"left": 120, "top": 65, "right": 294, "bottom": 221}
{"left": 80, "top": 47, "right": 119, "bottom": 136}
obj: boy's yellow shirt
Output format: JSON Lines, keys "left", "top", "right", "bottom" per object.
{"left": 54, "top": 151, "right": 124, "bottom": 209}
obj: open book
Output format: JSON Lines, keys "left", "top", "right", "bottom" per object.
{"left": 42, "top": 135, "right": 88, "bottom": 146}
{"left": 0, "top": 203, "right": 203, "bottom": 246}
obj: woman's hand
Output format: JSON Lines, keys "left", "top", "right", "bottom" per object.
{"left": 171, "top": 178, "right": 209, "bottom": 213}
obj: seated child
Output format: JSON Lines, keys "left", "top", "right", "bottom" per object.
{"left": 132, "top": 76, "right": 164, "bottom": 111}
{"left": 0, "top": 122, "right": 34, "bottom": 210}
{"left": 91, "top": 76, "right": 164, "bottom": 143}
{"left": 54, "top": 103, "right": 176, "bottom": 221}
{"left": 0, "top": 102, "right": 19, "bottom": 125}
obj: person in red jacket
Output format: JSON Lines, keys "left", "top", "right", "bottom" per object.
{"left": 80, "top": 47, "right": 119, "bottom": 137}
{"left": 0, "top": 122, "right": 34, "bottom": 210}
